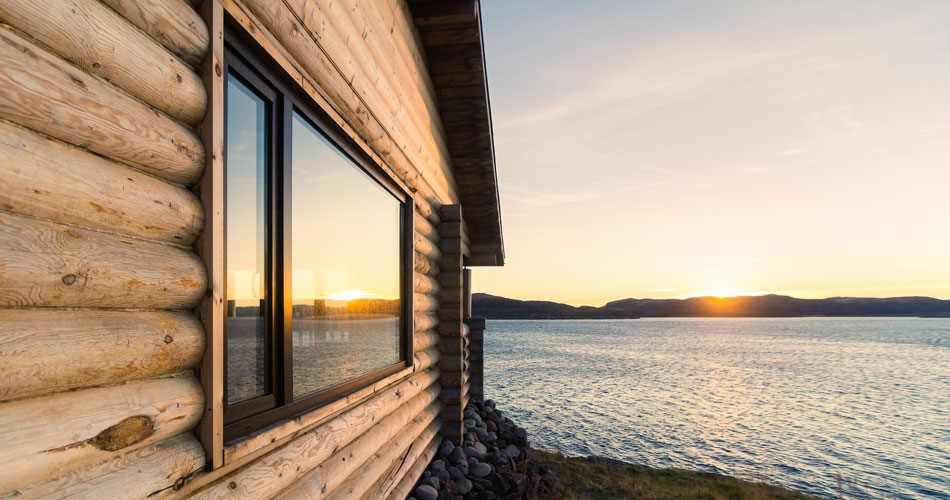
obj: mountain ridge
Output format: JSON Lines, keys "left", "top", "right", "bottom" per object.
{"left": 473, "top": 293, "right": 950, "bottom": 319}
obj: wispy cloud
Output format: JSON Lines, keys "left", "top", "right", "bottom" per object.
{"left": 504, "top": 185, "right": 599, "bottom": 208}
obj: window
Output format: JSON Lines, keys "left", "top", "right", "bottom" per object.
{"left": 223, "top": 32, "right": 413, "bottom": 441}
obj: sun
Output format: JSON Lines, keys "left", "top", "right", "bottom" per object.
{"left": 328, "top": 288, "right": 369, "bottom": 301}
{"left": 687, "top": 287, "right": 757, "bottom": 298}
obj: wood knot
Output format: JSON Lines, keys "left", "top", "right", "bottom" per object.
{"left": 92, "top": 62, "right": 100, "bottom": 69}
{"left": 215, "top": 63, "right": 221, "bottom": 77}
{"left": 164, "top": 335, "right": 174, "bottom": 344}
{"left": 173, "top": 477, "right": 187, "bottom": 490}
{"left": 91, "top": 415, "right": 155, "bottom": 451}
{"left": 176, "top": 73, "right": 183, "bottom": 83}
{"left": 62, "top": 274, "right": 77, "bottom": 285}
{"left": 228, "top": 481, "right": 237, "bottom": 490}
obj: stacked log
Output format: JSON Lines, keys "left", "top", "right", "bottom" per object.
{"left": 437, "top": 204, "right": 469, "bottom": 443}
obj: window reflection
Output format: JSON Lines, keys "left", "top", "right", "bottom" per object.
{"left": 291, "top": 113, "right": 401, "bottom": 398}
{"left": 226, "top": 75, "right": 268, "bottom": 404}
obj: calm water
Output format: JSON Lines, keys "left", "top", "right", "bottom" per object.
{"left": 483, "top": 318, "right": 950, "bottom": 499}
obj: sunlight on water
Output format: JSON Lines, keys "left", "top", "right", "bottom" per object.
{"left": 484, "top": 318, "right": 950, "bottom": 499}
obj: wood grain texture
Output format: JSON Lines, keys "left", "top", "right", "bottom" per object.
{"left": 0, "top": 0, "right": 206, "bottom": 125}
{"left": 0, "top": 211, "right": 206, "bottom": 309}
{"left": 271, "top": 393, "right": 441, "bottom": 500}
{"left": 383, "top": 427, "right": 441, "bottom": 500}
{"left": 0, "top": 120, "right": 203, "bottom": 245}
{"left": 0, "top": 26, "right": 204, "bottom": 186}
{"left": 414, "top": 347, "right": 440, "bottom": 372}
{"left": 414, "top": 251, "right": 438, "bottom": 276}
{"left": 100, "top": 0, "right": 209, "bottom": 67}
{"left": 0, "top": 377, "right": 203, "bottom": 495}
{"left": 0, "top": 309, "right": 203, "bottom": 402}
{"left": 189, "top": 369, "right": 439, "bottom": 500}
{"left": 414, "top": 230, "right": 441, "bottom": 261}
{"left": 413, "top": 328, "right": 439, "bottom": 353}
{"left": 318, "top": 409, "right": 441, "bottom": 500}
{"left": 414, "top": 312, "right": 438, "bottom": 332}
{"left": 413, "top": 272, "right": 440, "bottom": 294}
{"left": 196, "top": 0, "right": 225, "bottom": 470}
{"left": 3, "top": 433, "right": 204, "bottom": 500}
{"left": 413, "top": 292, "right": 438, "bottom": 313}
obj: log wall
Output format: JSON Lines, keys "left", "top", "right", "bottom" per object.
{"left": 0, "top": 0, "right": 471, "bottom": 498}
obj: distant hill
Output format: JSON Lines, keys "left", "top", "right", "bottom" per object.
{"left": 472, "top": 293, "right": 950, "bottom": 319}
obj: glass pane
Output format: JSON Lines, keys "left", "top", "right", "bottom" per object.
{"left": 226, "top": 75, "right": 268, "bottom": 404}
{"left": 291, "top": 113, "right": 402, "bottom": 398}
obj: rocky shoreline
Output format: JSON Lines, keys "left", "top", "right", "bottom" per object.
{"left": 409, "top": 399, "right": 557, "bottom": 500}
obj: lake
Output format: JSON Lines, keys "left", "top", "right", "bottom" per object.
{"left": 482, "top": 318, "right": 950, "bottom": 499}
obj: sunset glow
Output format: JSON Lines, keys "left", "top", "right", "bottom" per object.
{"left": 476, "top": 1, "right": 950, "bottom": 306}
{"left": 328, "top": 289, "right": 370, "bottom": 302}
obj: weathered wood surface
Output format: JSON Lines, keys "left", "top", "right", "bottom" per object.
{"left": 414, "top": 292, "right": 438, "bottom": 313}
{"left": 4, "top": 433, "right": 204, "bottom": 500}
{"left": 196, "top": 0, "right": 225, "bottom": 470}
{"left": 384, "top": 428, "right": 441, "bottom": 500}
{"left": 0, "top": 120, "right": 203, "bottom": 245}
{"left": 189, "top": 369, "right": 439, "bottom": 500}
{"left": 414, "top": 272, "right": 440, "bottom": 294}
{"left": 271, "top": 394, "right": 441, "bottom": 500}
{"left": 413, "top": 329, "right": 439, "bottom": 353}
{"left": 322, "top": 410, "right": 441, "bottom": 500}
{"left": 235, "top": 0, "right": 456, "bottom": 205}
{"left": 0, "top": 211, "right": 206, "bottom": 309}
{"left": 414, "top": 230, "right": 441, "bottom": 262}
{"left": 0, "top": 309, "right": 203, "bottom": 402}
{"left": 0, "top": 27, "right": 204, "bottom": 186}
{"left": 0, "top": 0, "right": 206, "bottom": 125}
{"left": 0, "top": 377, "right": 203, "bottom": 495}
{"left": 100, "top": 0, "right": 209, "bottom": 67}
{"left": 219, "top": 365, "right": 414, "bottom": 470}
{"left": 414, "top": 347, "right": 440, "bottom": 372}
{"left": 283, "top": 0, "right": 456, "bottom": 203}
{"left": 414, "top": 312, "right": 439, "bottom": 332}
{"left": 414, "top": 211, "right": 438, "bottom": 243}
{"left": 415, "top": 250, "right": 438, "bottom": 276}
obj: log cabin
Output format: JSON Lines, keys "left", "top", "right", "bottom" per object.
{"left": 0, "top": 0, "right": 502, "bottom": 497}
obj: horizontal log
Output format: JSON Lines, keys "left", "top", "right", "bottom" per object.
{"left": 0, "top": 0, "right": 206, "bottom": 125}
{"left": 325, "top": 414, "right": 441, "bottom": 500}
{"left": 272, "top": 393, "right": 441, "bottom": 500}
{"left": 0, "top": 212, "right": 206, "bottom": 309}
{"left": 438, "top": 204, "right": 462, "bottom": 222}
{"left": 440, "top": 254, "right": 462, "bottom": 272}
{"left": 414, "top": 312, "right": 439, "bottom": 332}
{"left": 440, "top": 287, "right": 462, "bottom": 304}
{"left": 413, "top": 347, "right": 440, "bottom": 372}
{"left": 438, "top": 354, "right": 466, "bottom": 373}
{"left": 413, "top": 272, "right": 440, "bottom": 294}
{"left": 465, "top": 317, "right": 487, "bottom": 330}
{"left": 439, "top": 387, "right": 467, "bottom": 406}
{"left": 9, "top": 433, "right": 204, "bottom": 500}
{"left": 439, "top": 221, "right": 466, "bottom": 239}
{"left": 413, "top": 292, "right": 438, "bottom": 313}
{"left": 438, "top": 305, "right": 462, "bottom": 322}
{"left": 440, "top": 237, "right": 469, "bottom": 256}
{"left": 414, "top": 250, "right": 437, "bottom": 276}
{"left": 383, "top": 428, "right": 441, "bottom": 500}
{"left": 414, "top": 211, "right": 438, "bottom": 242}
{"left": 0, "top": 120, "right": 203, "bottom": 245}
{"left": 189, "top": 369, "right": 440, "bottom": 500}
{"left": 0, "top": 26, "right": 204, "bottom": 185}
{"left": 440, "top": 370, "right": 466, "bottom": 388}
{"left": 440, "top": 271, "right": 462, "bottom": 288}
{"left": 0, "top": 309, "right": 203, "bottom": 402}
{"left": 439, "top": 337, "right": 463, "bottom": 356}
{"left": 101, "top": 0, "right": 209, "bottom": 67}
{"left": 414, "top": 194, "right": 441, "bottom": 226}
{"left": 413, "top": 329, "right": 439, "bottom": 353}
{"left": 414, "top": 231, "right": 441, "bottom": 262}
{"left": 0, "top": 377, "right": 203, "bottom": 494}
{"left": 438, "top": 321, "right": 467, "bottom": 338}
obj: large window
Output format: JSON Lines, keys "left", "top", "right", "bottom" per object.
{"left": 223, "top": 34, "right": 412, "bottom": 441}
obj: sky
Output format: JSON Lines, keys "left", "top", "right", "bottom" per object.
{"left": 474, "top": 0, "right": 950, "bottom": 306}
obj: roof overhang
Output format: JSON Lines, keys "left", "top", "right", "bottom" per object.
{"left": 409, "top": 0, "right": 504, "bottom": 266}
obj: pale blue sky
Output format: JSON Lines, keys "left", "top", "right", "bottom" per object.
{"left": 477, "top": 1, "right": 950, "bottom": 305}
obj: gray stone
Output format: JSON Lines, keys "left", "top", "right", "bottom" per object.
{"left": 421, "top": 476, "right": 440, "bottom": 490}
{"left": 436, "top": 491, "right": 459, "bottom": 500}
{"left": 462, "top": 446, "right": 482, "bottom": 459}
{"left": 432, "top": 459, "right": 447, "bottom": 470}
{"left": 448, "top": 466, "right": 464, "bottom": 480}
{"left": 502, "top": 444, "right": 521, "bottom": 459}
{"left": 472, "top": 442, "right": 487, "bottom": 455}
{"left": 485, "top": 432, "right": 497, "bottom": 443}
{"left": 470, "top": 462, "right": 492, "bottom": 478}
{"left": 448, "top": 446, "right": 466, "bottom": 465}
{"left": 414, "top": 485, "right": 438, "bottom": 500}
{"left": 475, "top": 428, "right": 488, "bottom": 441}
{"left": 456, "top": 478, "right": 473, "bottom": 495}
{"left": 456, "top": 460, "right": 469, "bottom": 475}
{"left": 514, "top": 428, "right": 528, "bottom": 440}
{"left": 439, "top": 441, "right": 455, "bottom": 459}
{"left": 463, "top": 418, "right": 476, "bottom": 429}
{"left": 432, "top": 467, "right": 451, "bottom": 482}
{"left": 467, "top": 456, "right": 478, "bottom": 467}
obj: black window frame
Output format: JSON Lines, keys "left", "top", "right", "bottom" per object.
{"left": 222, "top": 21, "right": 414, "bottom": 443}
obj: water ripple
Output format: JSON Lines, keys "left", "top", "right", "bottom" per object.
{"left": 484, "top": 318, "right": 950, "bottom": 499}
